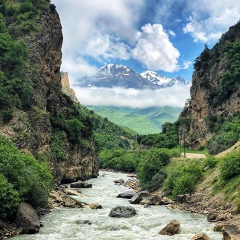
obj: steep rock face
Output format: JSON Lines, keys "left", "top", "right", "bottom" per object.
{"left": 61, "top": 72, "right": 78, "bottom": 103}
{"left": 180, "top": 21, "right": 240, "bottom": 148}
{"left": 0, "top": 5, "right": 98, "bottom": 183}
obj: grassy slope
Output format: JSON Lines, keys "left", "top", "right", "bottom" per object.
{"left": 85, "top": 106, "right": 182, "bottom": 134}
{"left": 165, "top": 143, "right": 240, "bottom": 211}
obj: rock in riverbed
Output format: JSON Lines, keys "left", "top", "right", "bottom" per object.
{"left": 117, "top": 191, "right": 135, "bottom": 199}
{"left": 191, "top": 233, "right": 209, "bottom": 240}
{"left": 109, "top": 206, "right": 137, "bottom": 218}
{"left": 15, "top": 202, "right": 40, "bottom": 234}
{"left": 70, "top": 180, "right": 92, "bottom": 188}
{"left": 159, "top": 219, "right": 180, "bottom": 236}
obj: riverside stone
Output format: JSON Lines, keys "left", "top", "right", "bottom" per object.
{"left": 214, "top": 222, "right": 224, "bottom": 232}
{"left": 70, "top": 181, "right": 92, "bottom": 188}
{"left": 223, "top": 223, "right": 240, "bottom": 240}
{"left": 89, "top": 203, "right": 102, "bottom": 209}
{"left": 117, "top": 191, "right": 135, "bottom": 199}
{"left": 191, "top": 233, "right": 209, "bottom": 240}
{"left": 129, "top": 194, "right": 142, "bottom": 204}
{"left": 159, "top": 219, "right": 180, "bottom": 236}
{"left": 15, "top": 202, "right": 40, "bottom": 234}
{"left": 113, "top": 179, "right": 124, "bottom": 184}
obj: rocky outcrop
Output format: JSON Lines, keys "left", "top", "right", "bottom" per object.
{"left": 180, "top": 21, "right": 240, "bottom": 148}
{"left": 61, "top": 72, "right": 78, "bottom": 103}
{"left": 49, "top": 189, "right": 86, "bottom": 208}
{"left": 15, "top": 202, "right": 40, "bottom": 234}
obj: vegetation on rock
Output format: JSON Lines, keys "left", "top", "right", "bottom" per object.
{"left": 179, "top": 20, "right": 240, "bottom": 149}
{"left": 0, "top": 136, "right": 53, "bottom": 221}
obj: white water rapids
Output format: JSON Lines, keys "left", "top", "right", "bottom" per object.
{"left": 13, "top": 170, "right": 222, "bottom": 240}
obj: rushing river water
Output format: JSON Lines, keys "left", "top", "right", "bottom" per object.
{"left": 13, "top": 170, "right": 222, "bottom": 240}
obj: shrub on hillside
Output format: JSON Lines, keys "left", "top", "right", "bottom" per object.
{"left": 164, "top": 161, "right": 203, "bottom": 197}
{"left": 137, "top": 149, "right": 171, "bottom": 188}
{"left": 0, "top": 136, "right": 53, "bottom": 220}
{"left": 207, "top": 116, "right": 240, "bottom": 155}
{"left": 220, "top": 150, "right": 240, "bottom": 181}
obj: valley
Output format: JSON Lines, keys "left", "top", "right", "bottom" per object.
{"left": 0, "top": 1, "right": 240, "bottom": 240}
{"left": 85, "top": 105, "right": 182, "bottom": 134}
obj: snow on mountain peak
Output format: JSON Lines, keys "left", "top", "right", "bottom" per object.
{"left": 74, "top": 64, "right": 190, "bottom": 89}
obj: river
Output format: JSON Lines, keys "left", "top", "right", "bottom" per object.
{"left": 13, "top": 170, "right": 222, "bottom": 240}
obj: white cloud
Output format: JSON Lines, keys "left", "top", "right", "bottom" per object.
{"left": 62, "top": 57, "right": 98, "bottom": 77}
{"left": 183, "top": 0, "right": 240, "bottom": 42}
{"left": 179, "top": 60, "right": 192, "bottom": 70}
{"left": 52, "top": 0, "right": 144, "bottom": 75}
{"left": 168, "top": 30, "right": 176, "bottom": 37}
{"left": 132, "top": 24, "right": 180, "bottom": 72}
{"left": 73, "top": 86, "right": 190, "bottom": 108}
{"left": 83, "top": 34, "right": 131, "bottom": 60}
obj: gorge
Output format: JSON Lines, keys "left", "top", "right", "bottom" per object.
{"left": 0, "top": 1, "right": 240, "bottom": 240}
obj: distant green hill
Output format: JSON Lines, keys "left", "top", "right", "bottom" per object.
{"left": 85, "top": 106, "right": 182, "bottom": 134}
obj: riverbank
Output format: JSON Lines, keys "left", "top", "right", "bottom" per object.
{"left": 10, "top": 170, "right": 223, "bottom": 240}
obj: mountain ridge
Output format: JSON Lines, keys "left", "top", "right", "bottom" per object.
{"left": 74, "top": 64, "right": 190, "bottom": 89}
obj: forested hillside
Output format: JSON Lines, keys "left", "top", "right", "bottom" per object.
{"left": 0, "top": 0, "right": 99, "bottom": 221}
{"left": 180, "top": 21, "right": 240, "bottom": 153}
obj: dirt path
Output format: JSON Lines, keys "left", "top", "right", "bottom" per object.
{"left": 181, "top": 153, "right": 205, "bottom": 158}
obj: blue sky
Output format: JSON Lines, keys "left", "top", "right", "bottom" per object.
{"left": 51, "top": 0, "right": 240, "bottom": 109}
{"left": 52, "top": 0, "right": 240, "bottom": 81}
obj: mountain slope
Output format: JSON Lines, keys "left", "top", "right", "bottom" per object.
{"left": 74, "top": 64, "right": 190, "bottom": 89}
{"left": 179, "top": 20, "right": 240, "bottom": 149}
{"left": 86, "top": 106, "right": 182, "bottom": 134}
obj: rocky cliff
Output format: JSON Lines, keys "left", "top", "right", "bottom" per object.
{"left": 61, "top": 72, "right": 78, "bottom": 103}
{"left": 0, "top": 2, "right": 98, "bottom": 183}
{"left": 180, "top": 21, "right": 240, "bottom": 148}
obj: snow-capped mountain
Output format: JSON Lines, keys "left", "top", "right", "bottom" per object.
{"left": 140, "top": 70, "right": 191, "bottom": 88}
{"left": 74, "top": 64, "right": 190, "bottom": 89}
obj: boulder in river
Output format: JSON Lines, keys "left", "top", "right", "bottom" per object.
{"left": 89, "top": 203, "right": 102, "bottom": 209}
{"left": 117, "top": 191, "right": 135, "bottom": 199}
{"left": 127, "top": 173, "right": 137, "bottom": 178}
{"left": 159, "top": 219, "right": 180, "bottom": 236}
{"left": 109, "top": 206, "right": 137, "bottom": 218}
{"left": 214, "top": 222, "right": 224, "bottom": 232}
{"left": 15, "top": 202, "right": 40, "bottom": 234}
{"left": 75, "top": 220, "right": 91, "bottom": 225}
{"left": 129, "top": 194, "right": 142, "bottom": 204}
{"left": 70, "top": 180, "right": 92, "bottom": 188}
{"left": 223, "top": 223, "right": 240, "bottom": 240}
{"left": 113, "top": 179, "right": 124, "bottom": 184}
{"left": 207, "top": 212, "right": 218, "bottom": 222}
{"left": 191, "top": 233, "right": 209, "bottom": 240}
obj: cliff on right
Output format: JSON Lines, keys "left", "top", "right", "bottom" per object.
{"left": 179, "top": 20, "right": 240, "bottom": 153}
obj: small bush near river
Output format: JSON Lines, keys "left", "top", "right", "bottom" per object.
{"left": 0, "top": 136, "right": 53, "bottom": 220}
{"left": 99, "top": 148, "right": 180, "bottom": 190}
{"left": 164, "top": 160, "right": 204, "bottom": 197}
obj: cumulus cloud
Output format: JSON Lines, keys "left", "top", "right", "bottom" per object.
{"left": 52, "top": 0, "right": 144, "bottom": 75}
{"left": 83, "top": 34, "right": 131, "bottom": 60}
{"left": 132, "top": 24, "right": 180, "bottom": 72}
{"left": 73, "top": 86, "right": 190, "bottom": 108}
{"left": 183, "top": 0, "right": 240, "bottom": 42}
{"left": 62, "top": 57, "right": 98, "bottom": 77}
{"left": 52, "top": 0, "right": 183, "bottom": 74}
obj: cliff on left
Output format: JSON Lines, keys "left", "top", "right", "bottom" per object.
{"left": 0, "top": 0, "right": 99, "bottom": 184}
